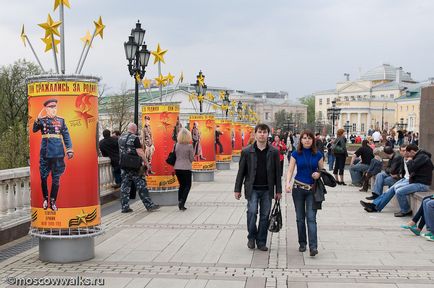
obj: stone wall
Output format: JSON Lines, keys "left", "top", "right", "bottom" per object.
{"left": 420, "top": 86, "right": 434, "bottom": 189}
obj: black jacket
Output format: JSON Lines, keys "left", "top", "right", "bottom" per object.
{"left": 407, "top": 149, "right": 434, "bottom": 185}
{"left": 99, "top": 136, "right": 120, "bottom": 167}
{"left": 234, "top": 143, "right": 282, "bottom": 200}
{"left": 385, "top": 152, "right": 404, "bottom": 177}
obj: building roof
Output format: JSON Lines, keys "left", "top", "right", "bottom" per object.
{"left": 360, "top": 64, "right": 414, "bottom": 82}
{"left": 394, "top": 80, "right": 434, "bottom": 101}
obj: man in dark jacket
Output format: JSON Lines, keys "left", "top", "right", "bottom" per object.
{"left": 366, "top": 145, "right": 405, "bottom": 200}
{"left": 395, "top": 144, "right": 433, "bottom": 216}
{"left": 99, "top": 129, "right": 121, "bottom": 188}
{"left": 234, "top": 123, "right": 282, "bottom": 251}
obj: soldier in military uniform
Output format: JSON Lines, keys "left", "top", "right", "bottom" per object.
{"left": 141, "top": 116, "right": 155, "bottom": 174}
{"left": 32, "top": 99, "right": 73, "bottom": 211}
{"left": 119, "top": 123, "right": 160, "bottom": 213}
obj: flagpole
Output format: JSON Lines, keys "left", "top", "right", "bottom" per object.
{"left": 59, "top": 3, "right": 65, "bottom": 74}
{"left": 51, "top": 34, "right": 60, "bottom": 73}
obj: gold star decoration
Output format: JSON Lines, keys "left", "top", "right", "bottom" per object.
{"left": 231, "top": 100, "right": 236, "bottom": 107}
{"left": 94, "top": 16, "right": 106, "bottom": 39}
{"left": 20, "top": 25, "right": 26, "bottom": 46}
{"left": 165, "top": 72, "right": 175, "bottom": 85}
{"left": 80, "top": 30, "right": 92, "bottom": 46}
{"left": 229, "top": 111, "right": 234, "bottom": 116}
{"left": 142, "top": 78, "right": 151, "bottom": 89}
{"left": 151, "top": 43, "right": 168, "bottom": 64}
{"left": 197, "top": 73, "right": 205, "bottom": 87}
{"left": 155, "top": 74, "right": 166, "bottom": 87}
{"left": 135, "top": 72, "right": 141, "bottom": 83}
{"left": 41, "top": 35, "right": 60, "bottom": 52}
{"left": 197, "top": 95, "right": 205, "bottom": 102}
{"left": 38, "top": 14, "right": 62, "bottom": 38}
{"left": 76, "top": 210, "right": 88, "bottom": 225}
{"left": 221, "top": 104, "right": 229, "bottom": 111}
{"left": 179, "top": 71, "right": 184, "bottom": 83}
{"left": 212, "top": 104, "right": 218, "bottom": 110}
{"left": 206, "top": 92, "right": 214, "bottom": 101}
{"left": 54, "top": 0, "right": 71, "bottom": 11}
{"left": 219, "top": 91, "right": 225, "bottom": 100}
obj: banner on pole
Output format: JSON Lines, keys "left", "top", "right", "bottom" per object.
{"left": 190, "top": 114, "right": 216, "bottom": 170}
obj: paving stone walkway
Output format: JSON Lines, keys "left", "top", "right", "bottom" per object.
{"left": 0, "top": 163, "right": 433, "bottom": 287}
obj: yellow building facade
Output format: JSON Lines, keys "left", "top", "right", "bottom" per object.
{"left": 313, "top": 64, "right": 423, "bottom": 135}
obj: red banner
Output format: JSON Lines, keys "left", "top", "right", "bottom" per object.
{"left": 28, "top": 80, "right": 100, "bottom": 229}
{"left": 233, "top": 122, "right": 243, "bottom": 156}
{"left": 243, "top": 124, "right": 254, "bottom": 148}
{"left": 190, "top": 115, "right": 216, "bottom": 170}
{"left": 215, "top": 119, "right": 232, "bottom": 162}
{"left": 141, "top": 104, "right": 180, "bottom": 189}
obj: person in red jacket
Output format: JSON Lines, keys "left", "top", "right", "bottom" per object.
{"left": 272, "top": 135, "right": 287, "bottom": 176}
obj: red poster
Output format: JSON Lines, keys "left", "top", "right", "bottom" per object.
{"left": 215, "top": 119, "right": 232, "bottom": 162}
{"left": 233, "top": 122, "right": 243, "bottom": 156}
{"left": 243, "top": 124, "right": 253, "bottom": 148}
{"left": 141, "top": 104, "right": 180, "bottom": 189}
{"left": 28, "top": 79, "right": 100, "bottom": 229}
{"left": 190, "top": 114, "right": 216, "bottom": 170}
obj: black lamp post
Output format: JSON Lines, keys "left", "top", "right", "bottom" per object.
{"left": 194, "top": 71, "right": 207, "bottom": 113}
{"left": 381, "top": 104, "right": 388, "bottom": 131}
{"left": 223, "top": 91, "right": 230, "bottom": 118}
{"left": 124, "top": 20, "right": 151, "bottom": 127}
{"left": 344, "top": 120, "right": 351, "bottom": 142}
{"left": 396, "top": 117, "right": 408, "bottom": 131}
{"left": 237, "top": 101, "right": 243, "bottom": 120}
{"left": 327, "top": 100, "right": 341, "bottom": 136}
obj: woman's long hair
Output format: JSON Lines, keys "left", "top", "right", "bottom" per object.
{"left": 178, "top": 128, "right": 192, "bottom": 144}
{"left": 297, "top": 130, "right": 317, "bottom": 155}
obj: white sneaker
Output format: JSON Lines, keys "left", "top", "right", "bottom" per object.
{"left": 42, "top": 199, "right": 48, "bottom": 210}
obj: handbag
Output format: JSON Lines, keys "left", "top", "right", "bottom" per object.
{"left": 268, "top": 200, "right": 282, "bottom": 233}
{"left": 166, "top": 143, "right": 177, "bottom": 166}
{"left": 332, "top": 139, "right": 344, "bottom": 154}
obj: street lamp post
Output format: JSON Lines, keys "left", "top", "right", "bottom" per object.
{"left": 223, "top": 91, "right": 230, "bottom": 118}
{"left": 344, "top": 120, "right": 351, "bottom": 142}
{"left": 123, "top": 20, "right": 151, "bottom": 127}
{"left": 237, "top": 101, "right": 243, "bottom": 120}
{"left": 327, "top": 100, "right": 341, "bottom": 136}
{"left": 396, "top": 118, "right": 408, "bottom": 131}
{"left": 381, "top": 104, "right": 388, "bottom": 131}
{"left": 194, "top": 71, "right": 207, "bottom": 113}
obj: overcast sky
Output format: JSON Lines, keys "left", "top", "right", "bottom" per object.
{"left": 2, "top": 0, "right": 434, "bottom": 99}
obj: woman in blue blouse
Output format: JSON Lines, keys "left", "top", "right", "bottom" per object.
{"left": 286, "top": 130, "right": 324, "bottom": 257}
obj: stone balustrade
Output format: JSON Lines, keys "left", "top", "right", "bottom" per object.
{"left": 0, "top": 157, "right": 116, "bottom": 231}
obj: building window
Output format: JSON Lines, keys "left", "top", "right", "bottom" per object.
{"left": 390, "top": 94, "right": 394, "bottom": 98}
{"left": 326, "top": 98, "right": 330, "bottom": 105}
{"left": 319, "top": 99, "right": 322, "bottom": 105}
{"left": 381, "top": 94, "right": 385, "bottom": 98}
{"left": 265, "top": 112, "right": 270, "bottom": 120}
{"left": 352, "top": 123, "right": 356, "bottom": 132}
{"left": 361, "top": 123, "right": 365, "bottom": 132}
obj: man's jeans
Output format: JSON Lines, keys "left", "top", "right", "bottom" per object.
{"left": 373, "top": 178, "right": 409, "bottom": 212}
{"left": 247, "top": 190, "right": 272, "bottom": 247}
{"left": 112, "top": 165, "right": 122, "bottom": 185}
{"left": 327, "top": 152, "right": 335, "bottom": 171}
{"left": 372, "top": 171, "right": 397, "bottom": 196}
{"left": 350, "top": 163, "right": 369, "bottom": 185}
{"left": 292, "top": 187, "right": 318, "bottom": 250}
{"left": 396, "top": 182, "right": 430, "bottom": 213}
{"left": 423, "top": 198, "right": 434, "bottom": 232}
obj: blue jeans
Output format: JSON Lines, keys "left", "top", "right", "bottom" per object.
{"left": 292, "top": 187, "right": 317, "bottom": 250}
{"left": 396, "top": 182, "right": 430, "bottom": 213}
{"left": 327, "top": 152, "right": 335, "bottom": 171}
{"left": 112, "top": 165, "right": 122, "bottom": 185}
{"left": 373, "top": 178, "right": 409, "bottom": 212}
{"left": 423, "top": 198, "right": 434, "bottom": 232}
{"left": 247, "top": 190, "right": 272, "bottom": 247}
{"left": 372, "top": 171, "right": 397, "bottom": 196}
{"left": 350, "top": 163, "right": 369, "bottom": 185}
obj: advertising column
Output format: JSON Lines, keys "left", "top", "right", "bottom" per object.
{"left": 141, "top": 103, "right": 180, "bottom": 205}
{"left": 28, "top": 75, "right": 102, "bottom": 262}
{"left": 232, "top": 122, "right": 243, "bottom": 162}
{"left": 190, "top": 114, "right": 216, "bottom": 181}
{"left": 215, "top": 118, "right": 232, "bottom": 170}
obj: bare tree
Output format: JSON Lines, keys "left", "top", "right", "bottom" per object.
{"left": 102, "top": 83, "right": 134, "bottom": 133}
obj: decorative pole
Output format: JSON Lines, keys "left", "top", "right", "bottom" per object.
{"left": 77, "top": 16, "right": 105, "bottom": 74}
{"left": 20, "top": 25, "right": 45, "bottom": 72}
{"left": 75, "top": 31, "right": 91, "bottom": 74}
{"left": 54, "top": 0, "right": 70, "bottom": 74}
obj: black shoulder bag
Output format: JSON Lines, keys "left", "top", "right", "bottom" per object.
{"left": 268, "top": 200, "right": 282, "bottom": 233}
{"left": 119, "top": 134, "right": 142, "bottom": 170}
{"left": 166, "top": 143, "right": 177, "bottom": 166}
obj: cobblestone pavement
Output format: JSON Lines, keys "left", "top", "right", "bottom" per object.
{"left": 1, "top": 163, "right": 434, "bottom": 287}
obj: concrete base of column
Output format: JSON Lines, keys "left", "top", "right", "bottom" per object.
{"left": 192, "top": 171, "right": 215, "bottom": 182}
{"left": 232, "top": 155, "right": 240, "bottom": 162}
{"left": 149, "top": 189, "right": 178, "bottom": 206}
{"left": 216, "top": 162, "right": 231, "bottom": 170}
{"left": 39, "top": 237, "right": 94, "bottom": 263}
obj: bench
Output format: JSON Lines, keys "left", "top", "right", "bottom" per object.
{"left": 410, "top": 190, "right": 434, "bottom": 216}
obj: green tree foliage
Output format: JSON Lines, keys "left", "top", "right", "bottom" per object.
{"left": 299, "top": 95, "right": 315, "bottom": 125}
{"left": 274, "top": 109, "right": 290, "bottom": 131}
{"left": 0, "top": 59, "right": 41, "bottom": 168}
